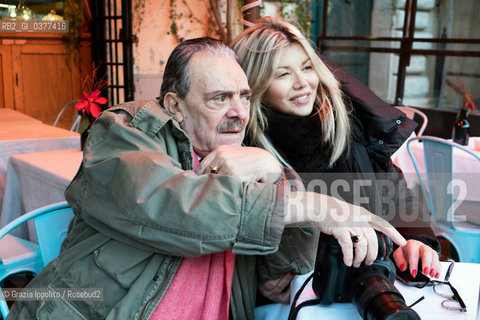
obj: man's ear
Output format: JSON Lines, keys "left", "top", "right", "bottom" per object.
{"left": 164, "top": 92, "right": 184, "bottom": 123}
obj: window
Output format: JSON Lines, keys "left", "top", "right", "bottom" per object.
{"left": 311, "top": 0, "right": 480, "bottom": 114}
{"left": 91, "top": 0, "right": 134, "bottom": 105}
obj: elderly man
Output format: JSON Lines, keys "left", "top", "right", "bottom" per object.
{"left": 8, "top": 38, "right": 405, "bottom": 320}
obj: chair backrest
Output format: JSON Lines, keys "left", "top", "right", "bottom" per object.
{"left": 53, "top": 99, "right": 81, "bottom": 132}
{"left": 395, "top": 106, "right": 428, "bottom": 136}
{"left": 0, "top": 201, "right": 73, "bottom": 266}
{"left": 406, "top": 136, "right": 480, "bottom": 229}
{"left": 34, "top": 204, "right": 73, "bottom": 265}
{"left": 0, "top": 202, "right": 73, "bottom": 319}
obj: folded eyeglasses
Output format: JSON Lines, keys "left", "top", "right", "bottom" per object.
{"left": 408, "top": 260, "right": 467, "bottom": 313}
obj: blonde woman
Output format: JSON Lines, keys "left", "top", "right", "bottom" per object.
{"left": 233, "top": 17, "right": 441, "bottom": 281}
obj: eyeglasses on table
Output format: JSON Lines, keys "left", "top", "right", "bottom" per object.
{"left": 407, "top": 260, "right": 467, "bottom": 313}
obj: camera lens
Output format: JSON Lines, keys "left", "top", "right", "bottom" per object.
{"left": 351, "top": 271, "right": 420, "bottom": 320}
{"left": 366, "top": 292, "right": 420, "bottom": 320}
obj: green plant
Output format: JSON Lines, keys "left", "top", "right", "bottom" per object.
{"left": 294, "top": 0, "right": 311, "bottom": 37}
{"left": 63, "top": 0, "right": 84, "bottom": 67}
{"left": 279, "top": 0, "right": 290, "bottom": 19}
{"left": 279, "top": 0, "right": 312, "bottom": 38}
{"left": 133, "top": 0, "right": 148, "bottom": 45}
{"left": 167, "top": 0, "right": 180, "bottom": 40}
{"left": 166, "top": 0, "right": 235, "bottom": 43}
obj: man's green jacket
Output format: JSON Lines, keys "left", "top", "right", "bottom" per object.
{"left": 8, "top": 100, "right": 317, "bottom": 320}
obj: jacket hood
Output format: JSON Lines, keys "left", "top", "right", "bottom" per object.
{"left": 318, "top": 54, "right": 418, "bottom": 160}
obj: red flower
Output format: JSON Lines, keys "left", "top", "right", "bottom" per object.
{"left": 75, "top": 90, "right": 107, "bottom": 119}
{"left": 464, "top": 93, "right": 475, "bottom": 111}
{"left": 447, "top": 77, "right": 475, "bottom": 115}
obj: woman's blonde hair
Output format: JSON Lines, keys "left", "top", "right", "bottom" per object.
{"left": 232, "top": 17, "right": 350, "bottom": 167}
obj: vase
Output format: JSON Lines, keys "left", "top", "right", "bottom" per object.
{"left": 452, "top": 109, "right": 470, "bottom": 145}
{"left": 80, "top": 126, "right": 91, "bottom": 151}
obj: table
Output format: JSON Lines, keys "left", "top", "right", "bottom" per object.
{"left": 393, "top": 138, "right": 480, "bottom": 225}
{"left": 0, "top": 149, "right": 83, "bottom": 240}
{"left": 0, "top": 108, "right": 43, "bottom": 125}
{"left": 0, "top": 149, "right": 82, "bottom": 240}
{"left": 394, "top": 138, "right": 480, "bottom": 188}
{"left": 0, "top": 123, "right": 80, "bottom": 212}
{"left": 255, "top": 261, "right": 480, "bottom": 320}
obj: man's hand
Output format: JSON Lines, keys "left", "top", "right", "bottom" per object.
{"left": 196, "top": 145, "right": 283, "bottom": 183}
{"left": 392, "top": 239, "right": 441, "bottom": 279}
{"left": 287, "top": 191, "right": 407, "bottom": 267}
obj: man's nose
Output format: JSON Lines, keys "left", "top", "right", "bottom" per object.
{"left": 226, "top": 97, "right": 249, "bottom": 120}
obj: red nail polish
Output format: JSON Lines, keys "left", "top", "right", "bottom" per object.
{"left": 412, "top": 269, "right": 417, "bottom": 278}
{"left": 435, "top": 273, "right": 440, "bottom": 279}
{"left": 399, "top": 263, "right": 406, "bottom": 271}
{"left": 423, "top": 267, "right": 429, "bottom": 275}
{"left": 430, "top": 269, "right": 435, "bottom": 277}
{"left": 289, "top": 271, "right": 296, "bottom": 276}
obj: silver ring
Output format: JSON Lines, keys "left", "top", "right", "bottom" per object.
{"left": 209, "top": 165, "right": 218, "bottom": 174}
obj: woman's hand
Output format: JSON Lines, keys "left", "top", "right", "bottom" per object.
{"left": 392, "top": 239, "right": 441, "bottom": 279}
{"left": 196, "top": 145, "right": 283, "bottom": 183}
{"left": 287, "top": 191, "right": 407, "bottom": 268}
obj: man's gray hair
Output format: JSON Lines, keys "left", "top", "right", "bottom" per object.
{"left": 158, "top": 37, "right": 236, "bottom": 105}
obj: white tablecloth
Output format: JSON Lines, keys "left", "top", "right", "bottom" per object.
{"left": 0, "top": 124, "right": 80, "bottom": 213}
{"left": 255, "top": 261, "right": 480, "bottom": 320}
{"left": 393, "top": 138, "right": 480, "bottom": 225}
{"left": 0, "top": 108, "right": 43, "bottom": 125}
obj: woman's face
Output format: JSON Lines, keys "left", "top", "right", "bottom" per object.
{"left": 263, "top": 44, "right": 319, "bottom": 117}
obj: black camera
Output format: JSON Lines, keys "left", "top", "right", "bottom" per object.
{"left": 312, "top": 232, "right": 420, "bottom": 320}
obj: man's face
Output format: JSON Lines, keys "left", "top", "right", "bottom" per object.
{"left": 174, "top": 51, "right": 252, "bottom": 157}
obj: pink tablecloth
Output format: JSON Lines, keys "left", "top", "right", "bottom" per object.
{"left": 0, "top": 124, "right": 80, "bottom": 213}
{"left": 0, "top": 108, "right": 43, "bottom": 125}
{"left": 0, "top": 148, "right": 82, "bottom": 240}
{"left": 393, "top": 138, "right": 480, "bottom": 225}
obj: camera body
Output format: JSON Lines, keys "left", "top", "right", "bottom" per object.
{"left": 312, "top": 232, "right": 420, "bottom": 320}
{"left": 313, "top": 231, "right": 395, "bottom": 304}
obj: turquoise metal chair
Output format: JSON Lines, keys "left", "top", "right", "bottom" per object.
{"left": 53, "top": 100, "right": 81, "bottom": 132}
{"left": 0, "top": 201, "right": 73, "bottom": 318}
{"left": 407, "top": 136, "right": 480, "bottom": 263}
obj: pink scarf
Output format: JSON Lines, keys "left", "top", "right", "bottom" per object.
{"left": 149, "top": 152, "right": 236, "bottom": 319}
